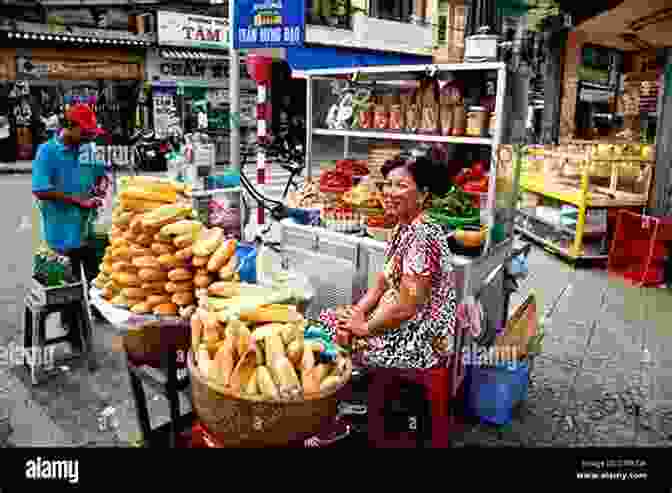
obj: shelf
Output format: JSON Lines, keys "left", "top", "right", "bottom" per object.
{"left": 520, "top": 179, "right": 648, "bottom": 208}
{"left": 517, "top": 209, "right": 607, "bottom": 238}
{"left": 313, "top": 128, "right": 493, "bottom": 145}
{"left": 515, "top": 226, "right": 608, "bottom": 262}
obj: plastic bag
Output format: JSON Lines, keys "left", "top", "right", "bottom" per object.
{"left": 235, "top": 244, "right": 257, "bottom": 283}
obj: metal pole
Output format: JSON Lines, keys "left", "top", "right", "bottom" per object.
{"left": 305, "top": 75, "right": 313, "bottom": 179}
{"left": 229, "top": 0, "right": 241, "bottom": 171}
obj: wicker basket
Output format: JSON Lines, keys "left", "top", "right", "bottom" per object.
{"left": 189, "top": 352, "right": 352, "bottom": 447}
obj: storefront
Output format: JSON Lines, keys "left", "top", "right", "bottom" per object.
{"left": 0, "top": 25, "right": 147, "bottom": 160}
{"left": 149, "top": 11, "right": 257, "bottom": 165}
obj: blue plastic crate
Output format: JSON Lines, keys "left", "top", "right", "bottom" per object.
{"left": 465, "top": 361, "right": 529, "bottom": 426}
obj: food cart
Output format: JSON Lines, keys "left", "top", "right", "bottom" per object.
{"left": 281, "top": 62, "right": 521, "bottom": 336}
{"left": 276, "top": 63, "right": 531, "bottom": 436}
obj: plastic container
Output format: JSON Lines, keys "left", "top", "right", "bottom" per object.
{"left": 466, "top": 106, "right": 488, "bottom": 137}
{"left": 465, "top": 361, "right": 529, "bottom": 425}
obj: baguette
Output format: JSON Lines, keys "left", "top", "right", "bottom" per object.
{"left": 191, "top": 314, "right": 203, "bottom": 353}
{"left": 256, "top": 366, "right": 280, "bottom": 400}
{"left": 142, "top": 281, "right": 168, "bottom": 292}
{"left": 207, "top": 239, "right": 237, "bottom": 272}
{"left": 129, "top": 245, "right": 153, "bottom": 258}
{"left": 157, "top": 254, "right": 183, "bottom": 269}
{"left": 132, "top": 256, "right": 162, "bottom": 270}
{"left": 193, "top": 255, "right": 210, "bottom": 268}
{"left": 153, "top": 303, "right": 178, "bottom": 316}
{"left": 131, "top": 302, "right": 152, "bottom": 315}
{"left": 175, "top": 246, "right": 194, "bottom": 262}
{"left": 212, "top": 338, "right": 236, "bottom": 387}
{"left": 194, "top": 273, "right": 213, "bottom": 288}
{"left": 121, "top": 287, "right": 146, "bottom": 299}
{"left": 138, "top": 268, "right": 168, "bottom": 282}
{"left": 135, "top": 233, "right": 154, "bottom": 248}
{"left": 174, "top": 233, "right": 197, "bottom": 249}
{"left": 218, "top": 254, "right": 239, "bottom": 281}
{"left": 165, "top": 280, "right": 194, "bottom": 293}
{"left": 151, "top": 243, "right": 176, "bottom": 256}
{"left": 168, "top": 268, "right": 193, "bottom": 282}
{"left": 172, "top": 291, "right": 195, "bottom": 306}
{"left": 146, "top": 294, "right": 172, "bottom": 307}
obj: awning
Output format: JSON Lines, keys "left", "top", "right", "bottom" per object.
{"left": 286, "top": 46, "right": 432, "bottom": 73}
{"left": 160, "top": 49, "right": 230, "bottom": 62}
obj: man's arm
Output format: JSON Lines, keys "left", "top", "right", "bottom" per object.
{"left": 31, "top": 142, "right": 91, "bottom": 208}
{"left": 33, "top": 190, "right": 86, "bottom": 207}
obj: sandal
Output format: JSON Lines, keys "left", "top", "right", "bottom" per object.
{"left": 304, "top": 419, "right": 351, "bottom": 448}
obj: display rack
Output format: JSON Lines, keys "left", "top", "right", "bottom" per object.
{"left": 506, "top": 145, "right": 654, "bottom": 262}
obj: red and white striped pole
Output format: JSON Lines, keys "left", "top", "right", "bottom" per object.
{"left": 256, "top": 82, "right": 269, "bottom": 226}
{"left": 247, "top": 54, "right": 274, "bottom": 228}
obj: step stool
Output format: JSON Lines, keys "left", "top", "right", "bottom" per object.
{"left": 22, "top": 292, "right": 93, "bottom": 385}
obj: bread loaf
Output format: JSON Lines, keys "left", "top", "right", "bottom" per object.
{"left": 138, "top": 268, "right": 168, "bottom": 282}
{"left": 153, "top": 303, "right": 179, "bottom": 316}
{"left": 168, "top": 268, "right": 192, "bottom": 282}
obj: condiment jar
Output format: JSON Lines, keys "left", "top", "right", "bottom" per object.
{"left": 389, "top": 104, "right": 404, "bottom": 131}
{"left": 451, "top": 106, "right": 466, "bottom": 136}
{"left": 373, "top": 105, "right": 389, "bottom": 130}
{"left": 466, "top": 106, "right": 488, "bottom": 137}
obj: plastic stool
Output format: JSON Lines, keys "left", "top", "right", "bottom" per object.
{"left": 367, "top": 359, "right": 464, "bottom": 448}
{"left": 22, "top": 292, "right": 92, "bottom": 385}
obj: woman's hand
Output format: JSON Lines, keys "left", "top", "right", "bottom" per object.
{"left": 337, "top": 309, "right": 370, "bottom": 338}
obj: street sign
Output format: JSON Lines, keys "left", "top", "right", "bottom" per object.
{"left": 233, "top": 0, "right": 305, "bottom": 49}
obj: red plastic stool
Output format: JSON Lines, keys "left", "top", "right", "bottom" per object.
{"left": 367, "top": 357, "right": 465, "bottom": 448}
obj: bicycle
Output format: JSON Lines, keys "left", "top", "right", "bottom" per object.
{"left": 237, "top": 128, "right": 307, "bottom": 240}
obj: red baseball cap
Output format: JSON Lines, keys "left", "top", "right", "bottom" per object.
{"left": 65, "top": 104, "right": 105, "bottom": 137}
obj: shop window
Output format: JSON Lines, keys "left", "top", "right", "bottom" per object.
{"left": 370, "top": 0, "right": 413, "bottom": 22}
{"left": 437, "top": 15, "right": 447, "bottom": 44}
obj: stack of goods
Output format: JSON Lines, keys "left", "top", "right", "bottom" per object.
{"left": 191, "top": 291, "right": 350, "bottom": 401}
{"left": 319, "top": 165, "right": 353, "bottom": 208}
{"left": 94, "top": 176, "right": 201, "bottom": 319}
{"left": 208, "top": 199, "right": 241, "bottom": 239}
{"left": 286, "top": 178, "right": 323, "bottom": 210}
{"left": 427, "top": 187, "right": 480, "bottom": 228}
{"left": 367, "top": 143, "right": 402, "bottom": 179}
{"left": 342, "top": 179, "right": 386, "bottom": 237}
{"left": 454, "top": 161, "right": 489, "bottom": 209}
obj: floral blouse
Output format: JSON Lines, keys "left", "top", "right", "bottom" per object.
{"left": 321, "top": 214, "right": 458, "bottom": 369}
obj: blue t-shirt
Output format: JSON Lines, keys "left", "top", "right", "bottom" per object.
{"left": 32, "top": 136, "right": 104, "bottom": 253}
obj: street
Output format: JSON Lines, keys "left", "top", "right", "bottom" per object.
{"left": 0, "top": 172, "right": 671, "bottom": 447}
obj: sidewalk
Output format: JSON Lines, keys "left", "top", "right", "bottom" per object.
{"left": 1, "top": 244, "right": 670, "bottom": 448}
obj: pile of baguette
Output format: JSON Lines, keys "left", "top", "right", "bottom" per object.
{"left": 192, "top": 308, "right": 350, "bottom": 401}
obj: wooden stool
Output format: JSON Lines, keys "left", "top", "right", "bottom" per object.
{"left": 22, "top": 292, "right": 92, "bottom": 385}
{"left": 123, "top": 321, "right": 191, "bottom": 449}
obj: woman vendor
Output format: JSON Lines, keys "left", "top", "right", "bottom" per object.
{"left": 321, "top": 154, "right": 458, "bottom": 369}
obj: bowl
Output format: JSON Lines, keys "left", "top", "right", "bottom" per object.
{"left": 367, "top": 226, "right": 393, "bottom": 242}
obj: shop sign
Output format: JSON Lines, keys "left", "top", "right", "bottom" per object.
{"left": 159, "top": 61, "right": 227, "bottom": 79}
{"left": 17, "top": 56, "right": 140, "bottom": 80}
{"left": 157, "top": 11, "right": 229, "bottom": 49}
{"left": 233, "top": 0, "right": 305, "bottom": 49}
{"left": 11, "top": 19, "right": 152, "bottom": 43}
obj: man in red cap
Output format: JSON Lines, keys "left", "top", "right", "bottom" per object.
{"left": 32, "top": 104, "right": 108, "bottom": 282}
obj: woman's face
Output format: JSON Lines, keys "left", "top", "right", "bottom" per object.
{"left": 381, "top": 166, "right": 423, "bottom": 221}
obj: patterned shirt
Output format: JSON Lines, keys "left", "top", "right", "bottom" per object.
{"left": 362, "top": 213, "right": 457, "bottom": 369}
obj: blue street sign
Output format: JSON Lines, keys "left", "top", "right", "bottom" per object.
{"left": 233, "top": 0, "right": 305, "bottom": 49}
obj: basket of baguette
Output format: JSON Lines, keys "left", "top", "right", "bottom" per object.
{"left": 189, "top": 301, "right": 352, "bottom": 447}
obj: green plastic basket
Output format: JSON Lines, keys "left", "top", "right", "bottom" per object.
{"left": 427, "top": 211, "right": 481, "bottom": 228}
